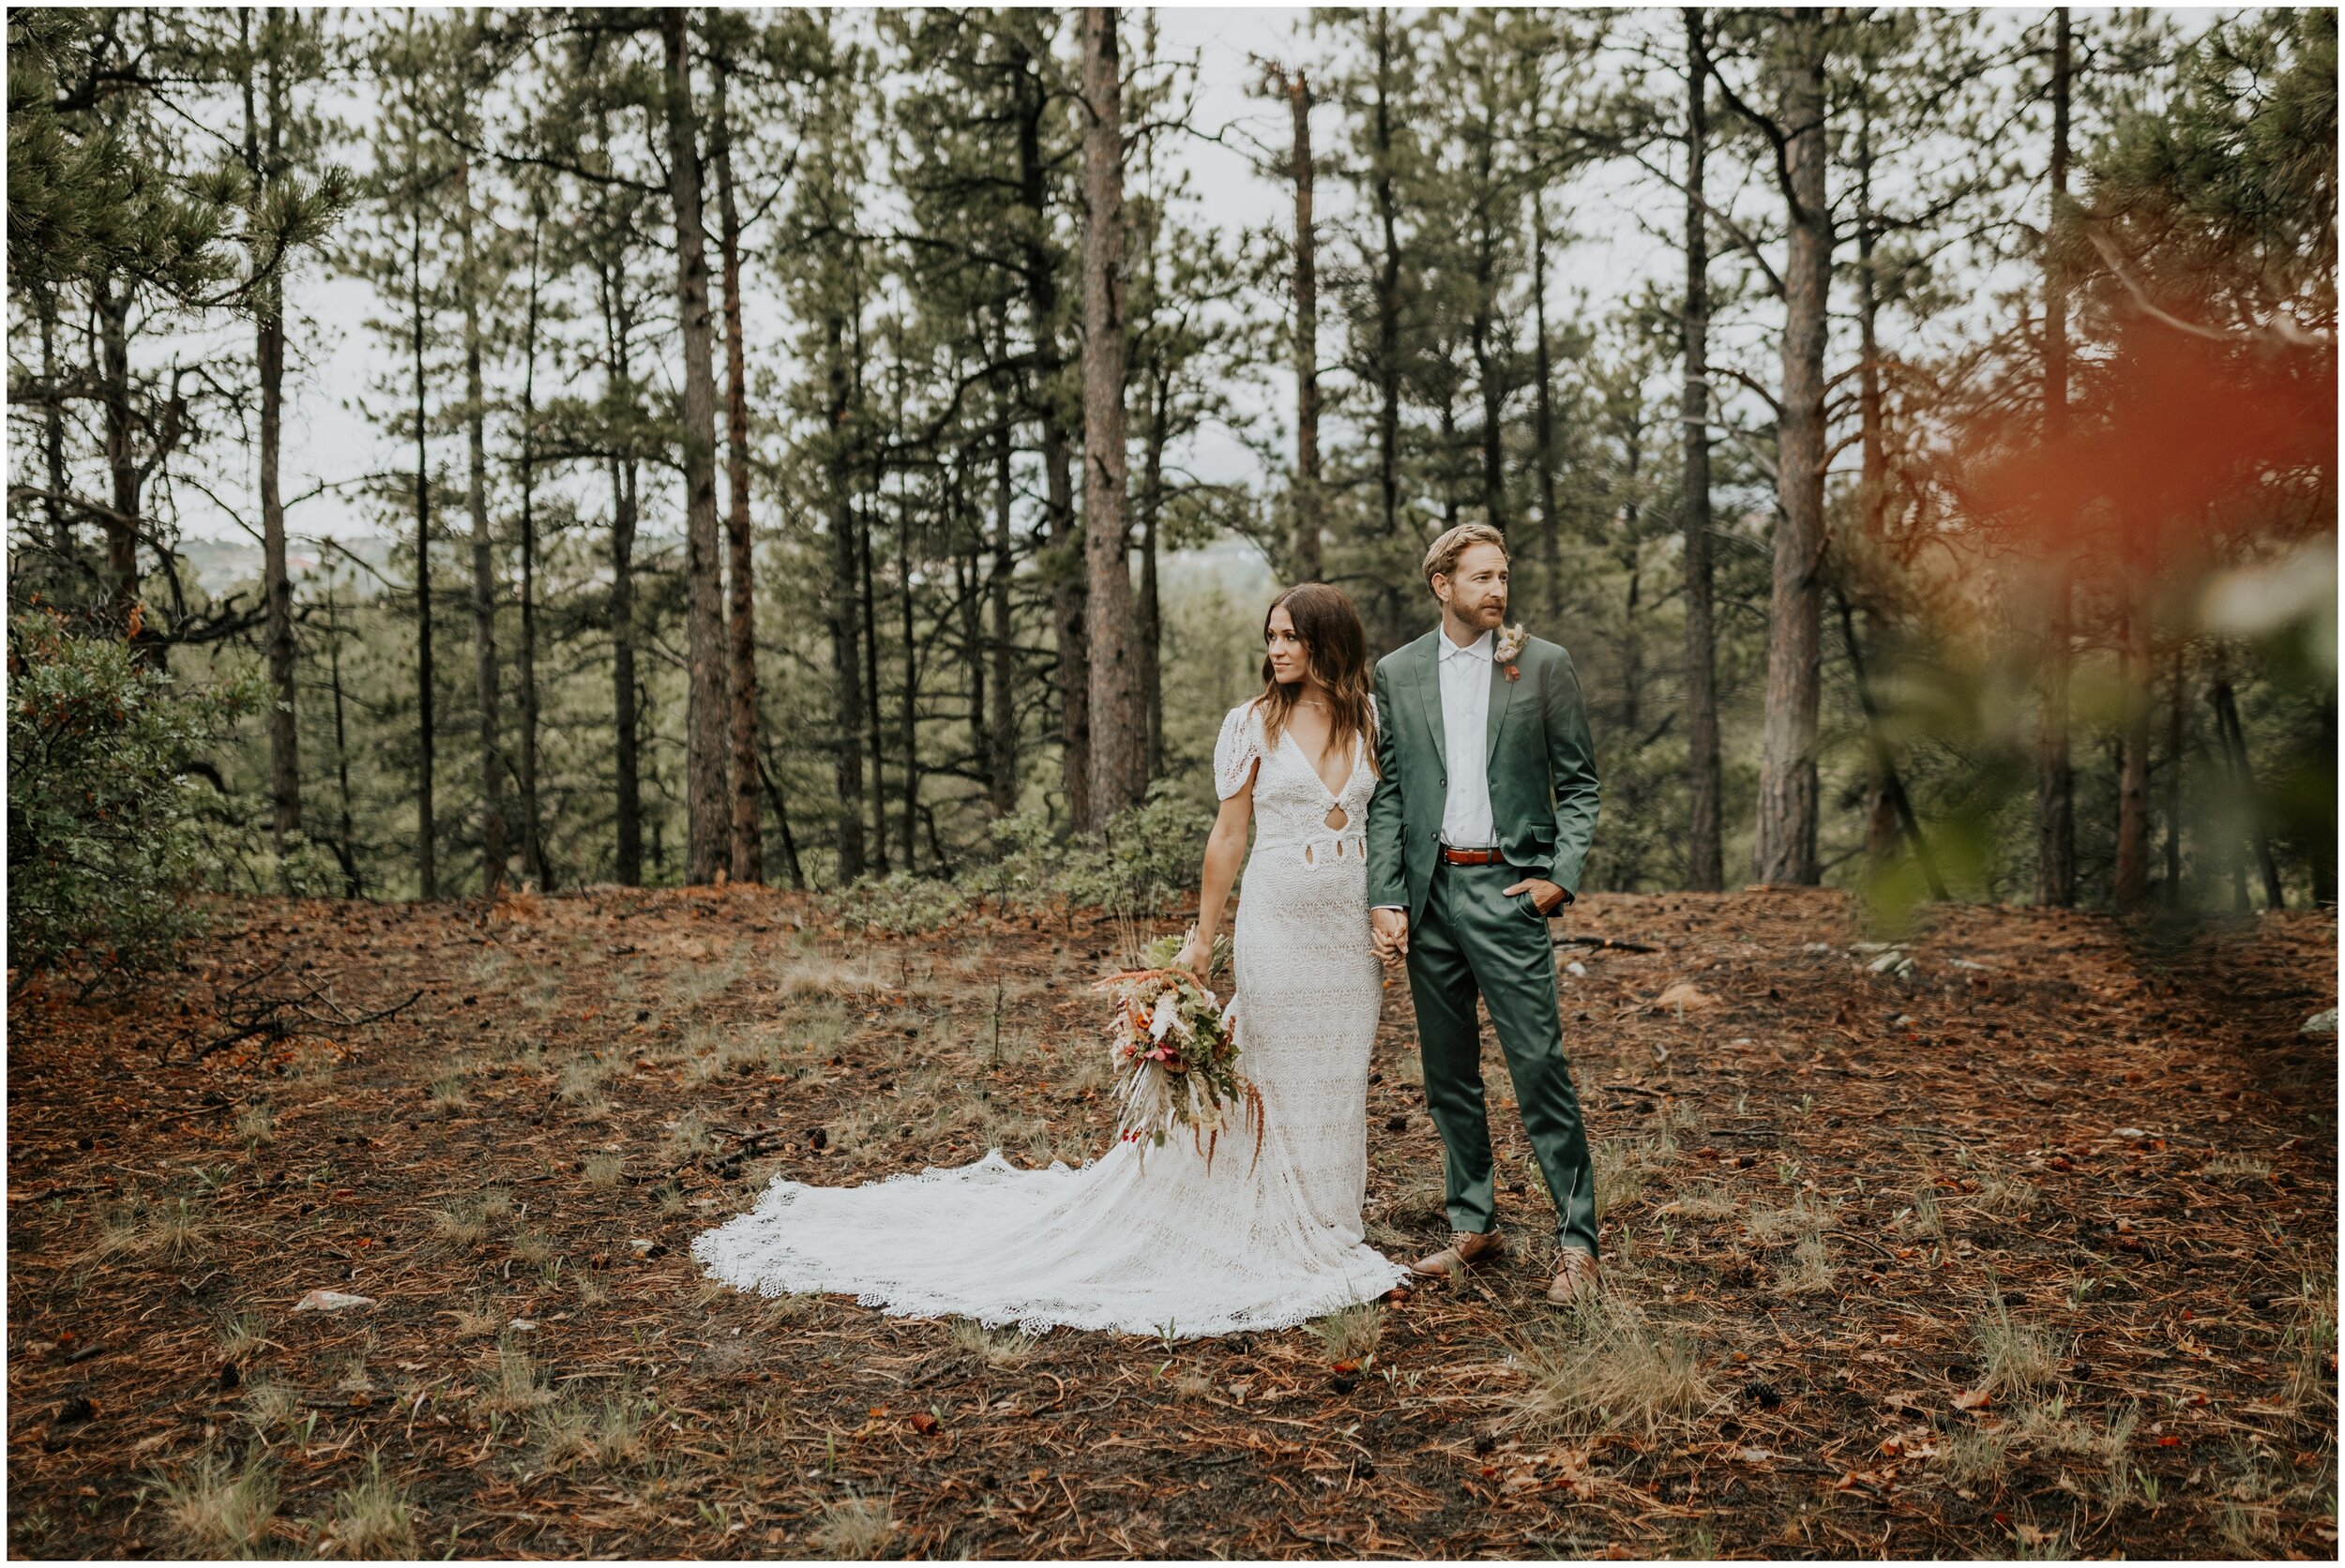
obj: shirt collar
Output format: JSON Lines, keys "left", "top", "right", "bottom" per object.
{"left": 1438, "top": 627, "right": 1494, "bottom": 662}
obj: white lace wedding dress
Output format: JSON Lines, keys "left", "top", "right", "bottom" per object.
{"left": 692, "top": 699, "right": 1410, "bottom": 1338}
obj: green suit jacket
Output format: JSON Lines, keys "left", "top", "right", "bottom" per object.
{"left": 1366, "top": 628, "right": 1601, "bottom": 923}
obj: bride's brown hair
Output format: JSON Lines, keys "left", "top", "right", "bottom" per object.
{"left": 1256, "top": 583, "right": 1380, "bottom": 778}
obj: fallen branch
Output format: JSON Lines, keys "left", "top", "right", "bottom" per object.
{"left": 1554, "top": 935, "right": 1661, "bottom": 954}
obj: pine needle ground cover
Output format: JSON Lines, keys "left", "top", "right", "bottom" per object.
{"left": 7, "top": 888, "right": 2334, "bottom": 1558}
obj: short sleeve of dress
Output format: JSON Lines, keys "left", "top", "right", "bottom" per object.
{"left": 1212, "top": 701, "right": 1263, "bottom": 800}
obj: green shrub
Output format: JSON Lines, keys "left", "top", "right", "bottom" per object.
{"left": 968, "top": 785, "right": 1206, "bottom": 920}
{"left": 825, "top": 869, "right": 973, "bottom": 936}
{"left": 7, "top": 610, "right": 252, "bottom": 985}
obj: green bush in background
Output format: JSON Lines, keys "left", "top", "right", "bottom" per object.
{"left": 7, "top": 611, "right": 254, "bottom": 988}
{"left": 836, "top": 782, "right": 1210, "bottom": 937}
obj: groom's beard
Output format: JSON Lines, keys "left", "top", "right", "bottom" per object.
{"left": 1458, "top": 596, "right": 1505, "bottom": 629}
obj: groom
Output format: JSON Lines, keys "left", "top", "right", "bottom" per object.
{"left": 1366, "top": 523, "right": 1604, "bottom": 1306}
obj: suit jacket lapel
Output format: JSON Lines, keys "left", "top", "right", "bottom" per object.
{"left": 1484, "top": 641, "right": 1518, "bottom": 770}
{"left": 1407, "top": 630, "right": 1445, "bottom": 768}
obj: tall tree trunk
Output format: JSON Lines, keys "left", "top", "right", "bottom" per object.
{"left": 825, "top": 312, "right": 868, "bottom": 882}
{"left": 1532, "top": 194, "right": 1561, "bottom": 620}
{"left": 1284, "top": 67, "right": 1322, "bottom": 581}
{"left": 660, "top": 9, "right": 732, "bottom": 885}
{"left": 1680, "top": 8, "right": 1723, "bottom": 894}
{"left": 899, "top": 476, "right": 917, "bottom": 872}
{"left": 2112, "top": 595, "right": 2153, "bottom": 910}
{"left": 95, "top": 274, "right": 140, "bottom": 626}
{"left": 2035, "top": 6, "right": 2079, "bottom": 907}
{"left": 409, "top": 212, "right": 438, "bottom": 900}
{"left": 326, "top": 590, "right": 360, "bottom": 898}
{"left": 610, "top": 448, "right": 643, "bottom": 886}
{"left": 712, "top": 66, "right": 763, "bottom": 885}
{"left": 860, "top": 460, "right": 888, "bottom": 874}
{"left": 1081, "top": 7, "right": 1144, "bottom": 826}
{"left": 600, "top": 250, "right": 644, "bottom": 888}
{"left": 1751, "top": 9, "right": 1829, "bottom": 886}
{"left": 1469, "top": 123, "right": 1505, "bottom": 535}
{"left": 38, "top": 288, "right": 70, "bottom": 581}
{"left": 517, "top": 205, "right": 548, "bottom": 891}
{"left": 1013, "top": 38, "right": 1088, "bottom": 829}
{"left": 248, "top": 15, "right": 299, "bottom": 854}
{"left": 458, "top": 158, "right": 507, "bottom": 898}
{"left": 1140, "top": 367, "right": 1169, "bottom": 778}
{"left": 989, "top": 395, "right": 1020, "bottom": 816}
{"left": 257, "top": 273, "right": 299, "bottom": 852}
{"left": 1371, "top": 13, "right": 1401, "bottom": 553}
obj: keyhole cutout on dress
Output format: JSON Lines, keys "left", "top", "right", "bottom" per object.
{"left": 1324, "top": 804, "right": 1349, "bottom": 831}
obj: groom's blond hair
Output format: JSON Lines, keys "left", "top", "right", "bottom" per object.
{"left": 1422, "top": 522, "right": 1507, "bottom": 592}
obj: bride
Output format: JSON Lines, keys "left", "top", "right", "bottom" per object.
{"left": 692, "top": 582, "right": 1410, "bottom": 1337}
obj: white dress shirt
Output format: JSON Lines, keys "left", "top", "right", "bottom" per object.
{"left": 1437, "top": 626, "right": 1497, "bottom": 847}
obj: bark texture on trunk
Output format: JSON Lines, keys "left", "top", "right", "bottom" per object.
{"left": 409, "top": 213, "right": 438, "bottom": 899}
{"left": 1751, "top": 9, "right": 1829, "bottom": 887}
{"left": 459, "top": 158, "right": 507, "bottom": 897}
{"left": 1080, "top": 7, "right": 1144, "bottom": 826}
{"left": 713, "top": 69, "right": 764, "bottom": 884}
{"left": 661, "top": 10, "right": 732, "bottom": 885}
{"left": 2035, "top": 7, "right": 2078, "bottom": 907}
{"left": 825, "top": 311, "right": 868, "bottom": 882}
{"left": 1012, "top": 38, "right": 1088, "bottom": 830}
{"left": 1680, "top": 8, "right": 1723, "bottom": 893}
{"left": 1284, "top": 67, "right": 1322, "bottom": 582}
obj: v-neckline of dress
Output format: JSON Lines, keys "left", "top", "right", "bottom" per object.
{"left": 1282, "top": 725, "right": 1358, "bottom": 805}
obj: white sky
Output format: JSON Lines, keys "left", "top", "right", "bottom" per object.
{"left": 157, "top": 5, "right": 2218, "bottom": 558}
{"left": 184, "top": 4, "right": 1690, "bottom": 551}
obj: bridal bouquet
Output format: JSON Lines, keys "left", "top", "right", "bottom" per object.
{"left": 1094, "top": 932, "right": 1263, "bottom": 1173}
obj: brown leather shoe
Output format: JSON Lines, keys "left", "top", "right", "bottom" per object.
{"left": 1547, "top": 1245, "right": 1601, "bottom": 1305}
{"left": 1412, "top": 1227, "right": 1505, "bottom": 1279}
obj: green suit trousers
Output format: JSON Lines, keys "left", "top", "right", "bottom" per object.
{"left": 1406, "top": 856, "right": 1598, "bottom": 1256}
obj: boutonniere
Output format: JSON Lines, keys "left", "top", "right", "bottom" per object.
{"left": 1493, "top": 623, "right": 1525, "bottom": 681}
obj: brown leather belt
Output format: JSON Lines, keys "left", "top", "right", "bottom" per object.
{"left": 1439, "top": 845, "right": 1504, "bottom": 867}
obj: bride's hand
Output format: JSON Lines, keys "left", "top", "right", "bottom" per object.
{"left": 1171, "top": 935, "right": 1212, "bottom": 976}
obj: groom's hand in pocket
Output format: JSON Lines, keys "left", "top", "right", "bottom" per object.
{"left": 1505, "top": 877, "right": 1567, "bottom": 916}
{"left": 1370, "top": 907, "right": 1410, "bottom": 962}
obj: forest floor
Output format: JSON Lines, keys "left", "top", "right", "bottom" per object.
{"left": 6, "top": 886, "right": 2337, "bottom": 1560}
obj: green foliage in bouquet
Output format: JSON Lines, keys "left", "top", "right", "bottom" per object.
{"left": 1095, "top": 952, "right": 1263, "bottom": 1174}
{"left": 8, "top": 610, "right": 255, "bottom": 988}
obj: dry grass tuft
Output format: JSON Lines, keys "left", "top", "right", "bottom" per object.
{"left": 152, "top": 1448, "right": 278, "bottom": 1555}
{"left": 1972, "top": 1289, "right": 2065, "bottom": 1395}
{"left": 322, "top": 1455, "right": 414, "bottom": 1558}
{"left": 1772, "top": 1233, "right": 1836, "bottom": 1296}
{"left": 477, "top": 1340, "right": 554, "bottom": 1413}
{"left": 216, "top": 1310, "right": 268, "bottom": 1362}
{"left": 582, "top": 1152, "right": 626, "bottom": 1189}
{"left": 1743, "top": 1192, "right": 1837, "bottom": 1246}
{"left": 1593, "top": 1139, "right": 1651, "bottom": 1217}
{"left": 429, "top": 1074, "right": 472, "bottom": 1112}
{"left": 2201, "top": 1152, "right": 2273, "bottom": 1184}
{"left": 1509, "top": 1299, "right": 1709, "bottom": 1433}
{"left": 951, "top": 1319, "right": 1041, "bottom": 1369}
{"left": 812, "top": 1495, "right": 896, "bottom": 1560}
{"left": 537, "top": 1392, "right": 649, "bottom": 1469}
{"left": 234, "top": 1101, "right": 275, "bottom": 1145}
{"left": 1658, "top": 1184, "right": 1740, "bottom": 1223}
{"left": 432, "top": 1202, "right": 488, "bottom": 1245}
{"left": 240, "top": 1374, "right": 299, "bottom": 1434}
{"left": 1309, "top": 1304, "right": 1384, "bottom": 1364}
